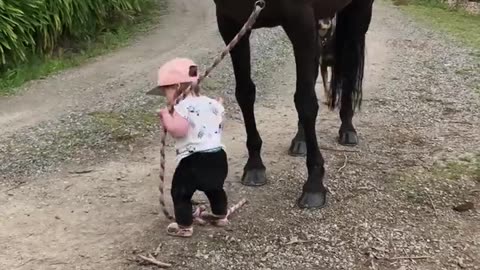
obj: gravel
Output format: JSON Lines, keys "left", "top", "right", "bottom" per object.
{"left": 0, "top": 25, "right": 291, "bottom": 185}
{"left": 129, "top": 2, "right": 479, "bottom": 270}
{"left": 1, "top": 1, "right": 479, "bottom": 269}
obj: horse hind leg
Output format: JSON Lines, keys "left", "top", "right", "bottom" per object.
{"left": 320, "top": 61, "right": 331, "bottom": 105}
{"left": 331, "top": 0, "right": 373, "bottom": 146}
{"left": 289, "top": 17, "right": 333, "bottom": 157}
{"left": 318, "top": 17, "right": 335, "bottom": 106}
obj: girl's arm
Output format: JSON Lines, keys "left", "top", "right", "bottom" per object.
{"left": 158, "top": 109, "right": 189, "bottom": 138}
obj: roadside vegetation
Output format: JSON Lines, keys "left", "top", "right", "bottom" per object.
{"left": 390, "top": 0, "right": 479, "bottom": 213}
{"left": 0, "top": 0, "right": 167, "bottom": 95}
{"left": 393, "top": 0, "right": 480, "bottom": 50}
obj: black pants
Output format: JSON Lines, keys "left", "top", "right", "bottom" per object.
{"left": 171, "top": 149, "right": 228, "bottom": 227}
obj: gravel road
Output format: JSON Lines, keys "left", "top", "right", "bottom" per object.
{"left": 0, "top": 1, "right": 479, "bottom": 269}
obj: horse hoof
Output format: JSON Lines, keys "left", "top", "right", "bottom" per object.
{"left": 339, "top": 130, "right": 358, "bottom": 146}
{"left": 297, "top": 191, "right": 328, "bottom": 209}
{"left": 241, "top": 168, "right": 267, "bottom": 186}
{"left": 288, "top": 138, "right": 307, "bottom": 157}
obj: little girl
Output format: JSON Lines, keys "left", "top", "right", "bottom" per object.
{"left": 151, "top": 57, "right": 229, "bottom": 237}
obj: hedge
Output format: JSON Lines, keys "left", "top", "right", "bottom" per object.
{"left": 0, "top": 0, "right": 152, "bottom": 68}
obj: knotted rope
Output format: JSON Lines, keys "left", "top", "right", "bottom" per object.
{"left": 157, "top": 0, "right": 266, "bottom": 221}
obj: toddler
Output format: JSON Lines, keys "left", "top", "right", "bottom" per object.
{"left": 151, "top": 58, "right": 229, "bottom": 237}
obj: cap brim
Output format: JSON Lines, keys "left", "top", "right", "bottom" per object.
{"left": 146, "top": 86, "right": 165, "bottom": 96}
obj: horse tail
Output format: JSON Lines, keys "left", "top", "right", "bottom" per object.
{"left": 328, "top": 0, "right": 373, "bottom": 112}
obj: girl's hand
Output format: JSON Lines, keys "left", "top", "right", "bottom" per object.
{"left": 157, "top": 108, "right": 168, "bottom": 117}
{"left": 157, "top": 108, "right": 188, "bottom": 138}
{"left": 157, "top": 108, "right": 170, "bottom": 125}
{"left": 216, "top": 97, "right": 224, "bottom": 104}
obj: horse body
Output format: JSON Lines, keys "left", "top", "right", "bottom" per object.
{"left": 214, "top": 0, "right": 351, "bottom": 28}
{"left": 213, "top": 0, "right": 374, "bottom": 208}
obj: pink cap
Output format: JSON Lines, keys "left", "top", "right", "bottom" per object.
{"left": 147, "top": 57, "right": 199, "bottom": 96}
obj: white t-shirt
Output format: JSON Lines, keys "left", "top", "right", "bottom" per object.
{"left": 173, "top": 95, "right": 225, "bottom": 163}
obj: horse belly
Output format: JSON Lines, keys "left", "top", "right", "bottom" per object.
{"left": 313, "top": 0, "right": 352, "bottom": 18}
{"left": 214, "top": 0, "right": 284, "bottom": 28}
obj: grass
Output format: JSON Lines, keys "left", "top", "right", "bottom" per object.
{"left": 434, "top": 154, "right": 480, "bottom": 182}
{"left": 392, "top": 154, "right": 480, "bottom": 206}
{"left": 0, "top": 0, "right": 168, "bottom": 96}
{"left": 387, "top": 0, "right": 480, "bottom": 207}
{"left": 393, "top": 0, "right": 480, "bottom": 95}
{"left": 89, "top": 110, "right": 158, "bottom": 142}
{"left": 395, "top": 0, "right": 480, "bottom": 51}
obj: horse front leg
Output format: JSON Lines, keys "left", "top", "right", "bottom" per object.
{"left": 216, "top": 13, "right": 266, "bottom": 186}
{"left": 284, "top": 13, "right": 327, "bottom": 208}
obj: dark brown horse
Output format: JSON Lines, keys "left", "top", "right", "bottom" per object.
{"left": 213, "top": 0, "right": 374, "bottom": 208}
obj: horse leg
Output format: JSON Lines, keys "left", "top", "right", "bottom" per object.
{"left": 331, "top": 0, "right": 373, "bottom": 146}
{"left": 283, "top": 10, "right": 327, "bottom": 208}
{"left": 288, "top": 58, "right": 324, "bottom": 156}
{"left": 288, "top": 120, "right": 307, "bottom": 157}
{"left": 216, "top": 12, "right": 266, "bottom": 186}
{"left": 289, "top": 18, "right": 332, "bottom": 157}
{"left": 320, "top": 61, "right": 330, "bottom": 105}
{"left": 338, "top": 87, "right": 357, "bottom": 145}
{"left": 288, "top": 58, "right": 326, "bottom": 156}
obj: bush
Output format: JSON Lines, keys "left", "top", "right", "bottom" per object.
{"left": 0, "top": 0, "right": 151, "bottom": 68}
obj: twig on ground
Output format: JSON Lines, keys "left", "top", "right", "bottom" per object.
{"left": 424, "top": 188, "right": 438, "bottom": 219}
{"left": 3, "top": 182, "right": 26, "bottom": 193}
{"left": 356, "top": 183, "right": 383, "bottom": 192}
{"left": 389, "top": 231, "right": 397, "bottom": 255}
{"left": 284, "top": 236, "right": 314, "bottom": 245}
{"left": 338, "top": 153, "right": 348, "bottom": 172}
{"left": 326, "top": 185, "right": 336, "bottom": 196}
{"left": 354, "top": 226, "right": 358, "bottom": 248}
{"left": 367, "top": 253, "right": 377, "bottom": 270}
{"left": 386, "top": 256, "right": 431, "bottom": 261}
{"left": 153, "top": 243, "right": 162, "bottom": 257}
{"left": 320, "top": 146, "right": 360, "bottom": 153}
{"left": 356, "top": 186, "right": 375, "bottom": 191}
{"left": 444, "top": 120, "right": 473, "bottom": 125}
{"left": 369, "top": 232, "right": 387, "bottom": 245}
{"left": 138, "top": 254, "right": 172, "bottom": 268}
{"left": 370, "top": 258, "right": 377, "bottom": 270}
{"left": 69, "top": 170, "right": 93, "bottom": 174}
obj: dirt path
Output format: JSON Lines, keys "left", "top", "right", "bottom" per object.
{"left": 1, "top": 1, "right": 479, "bottom": 270}
{"left": 0, "top": 0, "right": 216, "bottom": 137}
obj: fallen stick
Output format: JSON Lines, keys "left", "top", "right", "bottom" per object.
{"left": 320, "top": 146, "right": 360, "bottom": 153}
{"left": 425, "top": 189, "right": 438, "bottom": 219}
{"left": 197, "top": 198, "right": 248, "bottom": 223}
{"left": 382, "top": 255, "right": 431, "bottom": 261}
{"left": 338, "top": 153, "right": 348, "bottom": 172}
{"left": 3, "top": 182, "right": 26, "bottom": 193}
{"left": 138, "top": 254, "right": 172, "bottom": 268}
{"left": 227, "top": 198, "right": 248, "bottom": 218}
{"left": 69, "top": 169, "right": 94, "bottom": 174}
{"left": 153, "top": 243, "right": 162, "bottom": 257}
{"left": 284, "top": 237, "right": 314, "bottom": 245}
